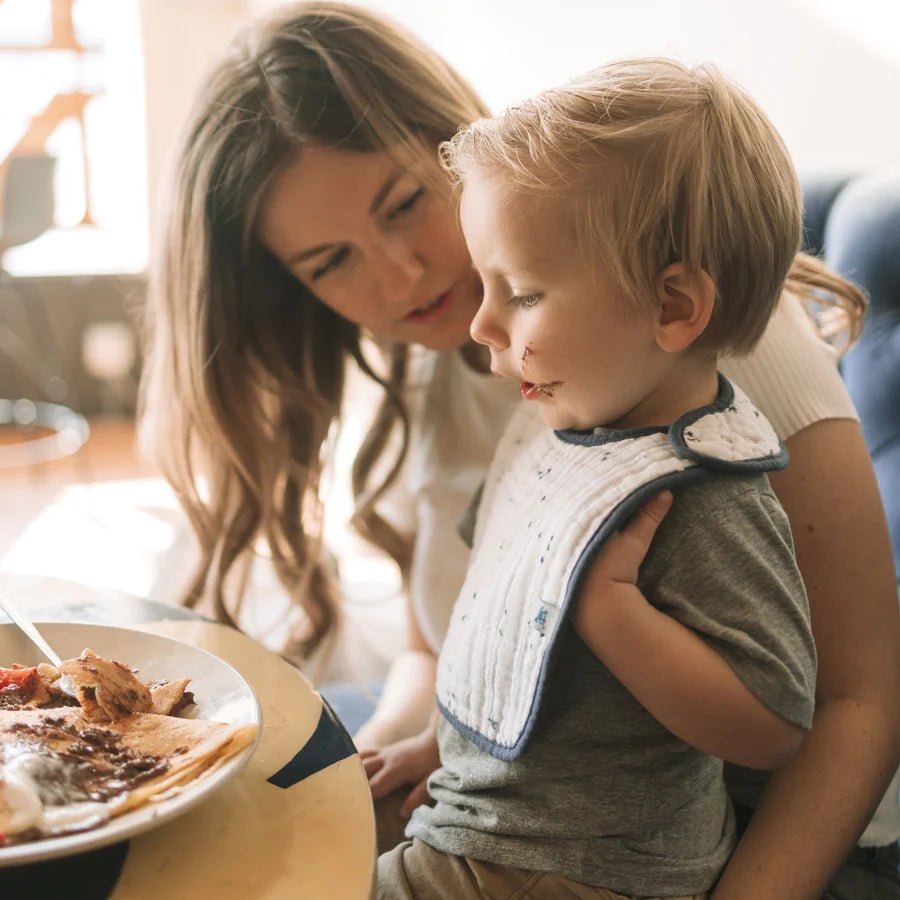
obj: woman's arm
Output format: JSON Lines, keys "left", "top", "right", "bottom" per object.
{"left": 353, "top": 593, "right": 436, "bottom": 751}
{"left": 714, "top": 418, "right": 900, "bottom": 900}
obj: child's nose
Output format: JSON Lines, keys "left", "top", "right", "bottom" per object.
{"left": 469, "top": 295, "right": 509, "bottom": 350}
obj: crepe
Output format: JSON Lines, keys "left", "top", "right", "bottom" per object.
{"left": 0, "top": 651, "right": 256, "bottom": 846}
{"left": 59, "top": 650, "right": 153, "bottom": 721}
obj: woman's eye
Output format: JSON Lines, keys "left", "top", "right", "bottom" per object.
{"left": 509, "top": 293, "right": 542, "bottom": 309}
{"left": 311, "top": 247, "right": 349, "bottom": 280}
{"left": 387, "top": 187, "right": 425, "bottom": 220}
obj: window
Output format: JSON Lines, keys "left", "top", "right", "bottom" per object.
{"left": 0, "top": 0, "right": 146, "bottom": 275}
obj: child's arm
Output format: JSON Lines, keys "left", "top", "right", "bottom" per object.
{"left": 572, "top": 486, "right": 813, "bottom": 770}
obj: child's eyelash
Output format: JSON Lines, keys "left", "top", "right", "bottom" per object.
{"left": 508, "top": 293, "right": 542, "bottom": 308}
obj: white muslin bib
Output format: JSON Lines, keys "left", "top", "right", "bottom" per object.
{"left": 436, "top": 375, "right": 788, "bottom": 760}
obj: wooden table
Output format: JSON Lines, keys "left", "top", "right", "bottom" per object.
{"left": 0, "top": 573, "right": 376, "bottom": 899}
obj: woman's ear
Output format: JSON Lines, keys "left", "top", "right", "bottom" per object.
{"left": 653, "top": 263, "right": 716, "bottom": 353}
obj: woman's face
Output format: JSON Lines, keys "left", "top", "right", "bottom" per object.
{"left": 258, "top": 146, "right": 481, "bottom": 350}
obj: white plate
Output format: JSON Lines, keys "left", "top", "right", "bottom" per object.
{"left": 0, "top": 622, "right": 261, "bottom": 868}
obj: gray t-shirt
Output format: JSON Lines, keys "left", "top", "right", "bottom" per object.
{"left": 408, "top": 475, "right": 816, "bottom": 896}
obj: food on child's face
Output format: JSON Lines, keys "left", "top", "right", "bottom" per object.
{"left": 521, "top": 381, "right": 562, "bottom": 400}
{"left": 518, "top": 344, "right": 562, "bottom": 399}
{"left": 0, "top": 650, "right": 254, "bottom": 848}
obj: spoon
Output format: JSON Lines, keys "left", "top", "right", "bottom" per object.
{"left": 0, "top": 592, "right": 78, "bottom": 699}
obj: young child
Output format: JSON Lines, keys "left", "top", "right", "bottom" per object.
{"left": 377, "top": 59, "right": 821, "bottom": 899}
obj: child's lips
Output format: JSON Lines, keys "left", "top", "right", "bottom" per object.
{"left": 490, "top": 367, "right": 561, "bottom": 399}
{"left": 520, "top": 380, "right": 562, "bottom": 399}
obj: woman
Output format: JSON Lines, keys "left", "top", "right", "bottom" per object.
{"left": 139, "top": 3, "right": 900, "bottom": 897}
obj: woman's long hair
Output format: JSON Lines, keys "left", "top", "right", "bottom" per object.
{"left": 138, "top": 2, "right": 487, "bottom": 658}
{"left": 786, "top": 252, "right": 866, "bottom": 355}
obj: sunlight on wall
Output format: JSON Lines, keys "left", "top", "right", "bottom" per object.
{"left": 341, "top": 0, "right": 900, "bottom": 173}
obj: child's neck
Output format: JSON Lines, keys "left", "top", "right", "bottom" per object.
{"left": 608, "top": 355, "right": 720, "bottom": 431}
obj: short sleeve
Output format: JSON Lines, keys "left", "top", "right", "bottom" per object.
{"left": 720, "top": 294, "right": 858, "bottom": 440}
{"left": 638, "top": 476, "right": 817, "bottom": 729}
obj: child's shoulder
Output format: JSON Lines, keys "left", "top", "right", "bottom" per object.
{"left": 642, "top": 472, "right": 793, "bottom": 582}
{"left": 670, "top": 471, "right": 783, "bottom": 521}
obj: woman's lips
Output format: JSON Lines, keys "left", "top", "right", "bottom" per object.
{"left": 404, "top": 289, "right": 452, "bottom": 322}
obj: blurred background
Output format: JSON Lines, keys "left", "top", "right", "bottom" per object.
{"left": 1, "top": 0, "right": 898, "bottom": 673}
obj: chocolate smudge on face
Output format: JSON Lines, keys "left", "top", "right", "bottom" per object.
{"left": 536, "top": 381, "right": 563, "bottom": 398}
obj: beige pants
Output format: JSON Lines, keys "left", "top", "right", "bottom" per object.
{"left": 377, "top": 837, "right": 709, "bottom": 900}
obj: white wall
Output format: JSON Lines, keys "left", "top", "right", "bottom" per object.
{"left": 142, "top": 0, "right": 900, "bottom": 242}
{"left": 349, "top": 0, "right": 900, "bottom": 174}
{"left": 139, "top": 0, "right": 252, "bottom": 249}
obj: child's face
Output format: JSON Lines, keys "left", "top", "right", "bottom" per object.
{"left": 460, "top": 173, "right": 672, "bottom": 431}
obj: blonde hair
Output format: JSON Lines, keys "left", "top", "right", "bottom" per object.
{"left": 139, "top": 2, "right": 487, "bottom": 657}
{"left": 443, "top": 58, "right": 865, "bottom": 354}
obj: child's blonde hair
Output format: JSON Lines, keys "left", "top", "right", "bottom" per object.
{"left": 443, "top": 58, "right": 865, "bottom": 355}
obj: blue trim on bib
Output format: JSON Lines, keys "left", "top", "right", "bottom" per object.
{"left": 669, "top": 375, "right": 789, "bottom": 473}
{"left": 554, "top": 423, "right": 667, "bottom": 447}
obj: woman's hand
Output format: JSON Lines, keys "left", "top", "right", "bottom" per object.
{"left": 360, "top": 725, "right": 441, "bottom": 819}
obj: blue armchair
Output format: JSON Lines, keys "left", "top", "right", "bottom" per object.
{"left": 802, "top": 170, "right": 900, "bottom": 584}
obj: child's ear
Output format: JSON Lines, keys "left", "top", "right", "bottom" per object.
{"left": 652, "top": 263, "right": 716, "bottom": 353}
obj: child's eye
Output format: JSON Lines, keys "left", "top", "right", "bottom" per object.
{"left": 508, "top": 293, "right": 543, "bottom": 308}
{"left": 311, "top": 246, "right": 350, "bottom": 280}
{"left": 387, "top": 187, "right": 425, "bottom": 220}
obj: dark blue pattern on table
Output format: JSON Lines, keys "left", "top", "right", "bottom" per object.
{"left": 0, "top": 841, "right": 128, "bottom": 900}
{"left": 268, "top": 698, "right": 357, "bottom": 787}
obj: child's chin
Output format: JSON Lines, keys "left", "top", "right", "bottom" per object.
{"left": 540, "top": 408, "right": 571, "bottom": 431}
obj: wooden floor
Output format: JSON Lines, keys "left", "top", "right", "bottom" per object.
{"left": 0, "top": 417, "right": 155, "bottom": 558}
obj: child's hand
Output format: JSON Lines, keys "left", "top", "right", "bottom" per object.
{"left": 573, "top": 490, "right": 673, "bottom": 642}
{"left": 359, "top": 726, "right": 441, "bottom": 819}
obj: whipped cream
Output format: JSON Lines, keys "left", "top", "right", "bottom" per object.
{"left": 0, "top": 751, "right": 110, "bottom": 840}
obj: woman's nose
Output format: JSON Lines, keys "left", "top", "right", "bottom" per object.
{"left": 470, "top": 293, "right": 509, "bottom": 350}
{"left": 375, "top": 236, "right": 425, "bottom": 303}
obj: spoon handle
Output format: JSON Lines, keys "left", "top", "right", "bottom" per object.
{"left": 0, "top": 593, "right": 64, "bottom": 667}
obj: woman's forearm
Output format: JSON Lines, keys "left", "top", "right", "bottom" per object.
{"left": 715, "top": 418, "right": 900, "bottom": 898}
{"left": 714, "top": 695, "right": 900, "bottom": 899}
{"left": 353, "top": 648, "right": 436, "bottom": 749}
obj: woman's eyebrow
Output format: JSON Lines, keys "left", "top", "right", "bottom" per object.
{"left": 287, "top": 171, "right": 405, "bottom": 267}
